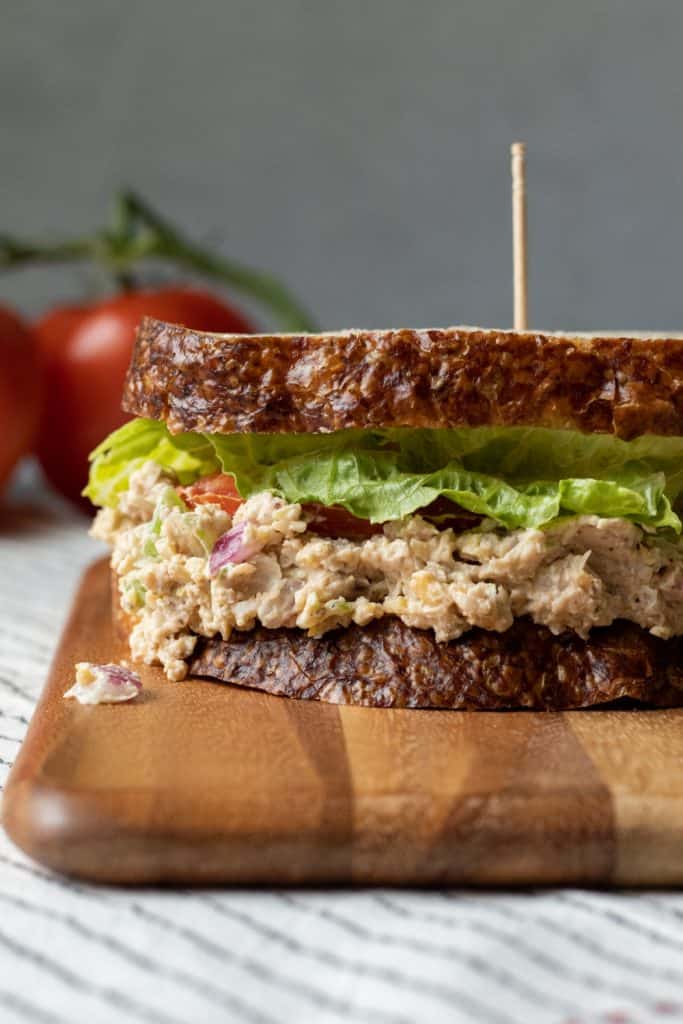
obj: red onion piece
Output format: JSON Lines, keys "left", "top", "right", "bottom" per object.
{"left": 100, "top": 664, "right": 142, "bottom": 689}
{"left": 209, "top": 523, "right": 259, "bottom": 576}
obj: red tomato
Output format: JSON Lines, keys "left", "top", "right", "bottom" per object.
{"left": 306, "top": 504, "right": 383, "bottom": 539}
{"left": 35, "top": 287, "right": 254, "bottom": 508}
{"left": 34, "top": 302, "right": 91, "bottom": 357}
{"left": 179, "top": 475, "right": 382, "bottom": 539}
{"left": 0, "top": 306, "right": 42, "bottom": 495}
{"left": 420, "top": 497, "right": 483, "bottom": 532}
{"left": 307, "top": 499, "right": 480, "bottom": 538}
{"left": 179, "top": 473, "right": 244, "bottom": 516}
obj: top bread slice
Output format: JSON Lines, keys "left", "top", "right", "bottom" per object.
{"left": 122, "top": 318, "right": 683, "bottom": 439}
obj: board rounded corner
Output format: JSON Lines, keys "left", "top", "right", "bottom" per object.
{"left": 2, "top": 772, "right": 106, "bottom": 880}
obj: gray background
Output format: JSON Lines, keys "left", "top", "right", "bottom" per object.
{"left": 3, "top": 0, "right": 683, "bottom": 331}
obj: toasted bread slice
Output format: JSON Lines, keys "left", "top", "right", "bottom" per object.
{"left": 189, "top": 617, "right": 683, "bottom": 710}
{"left": 123, "top": 319, "right": 683, "bottom": 440}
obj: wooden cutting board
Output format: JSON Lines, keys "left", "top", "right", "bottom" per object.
{"left": 4, "top": 557, "right": 683, "bottom": 886}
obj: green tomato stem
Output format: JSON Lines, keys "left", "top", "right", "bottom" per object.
{"left": 0, "top": 235, "right": 94, "bottom": 266}
{"left": 119, "top": 191, "right": 317, "bottom": 332}
{"left": 0, "top": 191, "right": 318, "bottom": 332}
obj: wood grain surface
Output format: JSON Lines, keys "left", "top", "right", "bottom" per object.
{"left": 4, "top": 557, "right": 683, "bottom": 886}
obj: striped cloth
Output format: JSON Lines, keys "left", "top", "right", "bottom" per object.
{"left": 1, "top": 463, "right": 683, "bottom": 1024}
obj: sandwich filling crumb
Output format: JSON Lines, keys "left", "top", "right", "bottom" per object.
{"left": 64, "top": 662, "right": 142, "bottom": 703}
{"left": 92, "top": 461, "right": 683, "bottom": 681}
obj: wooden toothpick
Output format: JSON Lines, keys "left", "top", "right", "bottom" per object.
{"left": 511, "top": 142, "right": 528, "bottom": 331}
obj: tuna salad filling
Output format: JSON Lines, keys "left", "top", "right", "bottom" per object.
{"left": 92, "top": 460, "right": 683, "bottom": 681}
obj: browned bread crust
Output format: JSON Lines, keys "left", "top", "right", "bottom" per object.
{"left": 123, "top": 318, "right": 683, "bottom": 439}
{"left": 189, "top": 618, "right": 683, "bottom": 710}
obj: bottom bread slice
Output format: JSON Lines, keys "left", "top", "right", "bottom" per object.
{"left": 189, "top": 617, "right": 683, "bottom": 710}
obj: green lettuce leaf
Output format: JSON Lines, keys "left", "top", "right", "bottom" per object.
{"left": 85, "top": 418, "right": 683, "bottom": 533}
{"left": 83, "top": 419, "right": 219, "bottom": 508}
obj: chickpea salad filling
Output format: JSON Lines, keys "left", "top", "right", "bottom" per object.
{"left": 92, "top": 459, "right": 683, "bottom": 681}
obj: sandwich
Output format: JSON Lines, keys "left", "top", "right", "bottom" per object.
{"left": 86, "top": 318, "right": 683, "bottom": 709}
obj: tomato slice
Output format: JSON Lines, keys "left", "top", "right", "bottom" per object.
{"left": 305, "top": 504, "right": 383, "bottom": 539}
{"left": 306, "top": 499, "right": 481, "bottom": 538}
{"left": 179, "top": 475, "right": 382, "bottom": 538}
{"left": 178, "top": 479, "right": 478, "bottom": 539}
{"left": 420, "top": 497, "right": 483, "bottom": 532}
{"left": 179, "top": 473, "right": 244, "bottom": 516}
